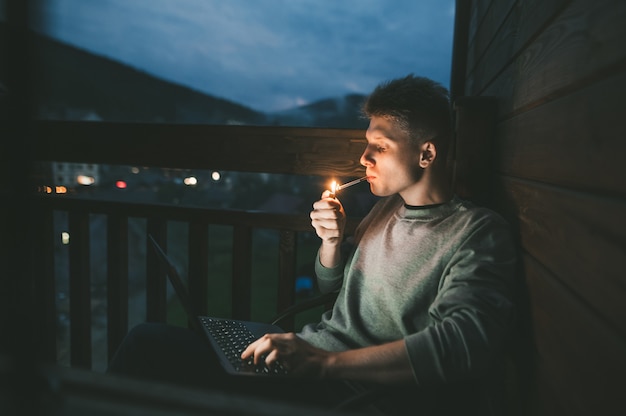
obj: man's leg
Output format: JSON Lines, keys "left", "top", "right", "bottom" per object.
{"left": 108, "top": 322, "right": 222, "bottom": 389}
{"left": 107, "top": 322, "right": 357, "bottom": 408}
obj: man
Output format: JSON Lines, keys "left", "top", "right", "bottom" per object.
{"left": 109, "top": 75, "right": 517, "bottom": 415}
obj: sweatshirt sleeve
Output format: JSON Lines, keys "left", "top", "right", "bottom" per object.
{"left": 314, "top": 250, "right": 345, "bottom": 294}
{"left": 404, "top": 215, "right": 517, "bottom": 385}
{"left": 314, "top": 235, "right": 358, "bottom": 293}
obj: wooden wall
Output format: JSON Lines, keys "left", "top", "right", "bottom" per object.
{"left": 457, "top": 0, "right": 626, "bottom": 414}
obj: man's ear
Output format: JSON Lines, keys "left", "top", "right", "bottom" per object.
{"left": 418, "top": 141, "right": 437, "bottom": 168}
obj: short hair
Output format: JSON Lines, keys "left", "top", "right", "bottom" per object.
{"left": 362, "top": 74, "right": 452, "bottom": 158}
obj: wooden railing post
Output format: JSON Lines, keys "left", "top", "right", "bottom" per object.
{"left": 69, "top": 211, "right": 91, "bottom": 369}
{"left": 232, "top": 225, "right": 252, "bottom": 320}
{"left": 188, "top": 221, "right": 209, "bottom": 318}
{"left": 32, "top": 205, "right": 57, "bottom": 363}
{"left": 107, "top": 214, "right": 129, "bottom": 361}
{"left": 146, "top": 219, "right": 167, "bottom": 323}
{"left": 277, "top": 230, "right": 297, "bottom": 331}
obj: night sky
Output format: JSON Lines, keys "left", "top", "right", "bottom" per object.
{"left": 26, "top": 0, "right": 456, "bottom": 112}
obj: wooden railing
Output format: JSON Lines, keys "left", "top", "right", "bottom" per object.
{"left": 28, "top": 121, "right": 367, "bottom": 371}
{"left": 27, "top": 98, "right": 490, "bottom": 371}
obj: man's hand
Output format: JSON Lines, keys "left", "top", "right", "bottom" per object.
{"left": 310, "top": 190, "right": 346, "bottom": 245}
{"left": 310, "top": 191, "right": 346, "bottom": 267}
{"left": 242, "top": 334, "right": 414, "bottom": 384}
{"left": 241, "top": 333, "right": 331, "bottom": 377}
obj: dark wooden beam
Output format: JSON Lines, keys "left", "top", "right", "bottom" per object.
{"left": 30, "top": 121, "right": 367, "bottom": 178}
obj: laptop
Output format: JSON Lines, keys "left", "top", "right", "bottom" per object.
{"left": 147, "top": 234, "right": 287, "bottom": 376}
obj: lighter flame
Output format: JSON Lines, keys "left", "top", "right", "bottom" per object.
{"left": 330, "top": 180, "right": 337, "bottom": 195}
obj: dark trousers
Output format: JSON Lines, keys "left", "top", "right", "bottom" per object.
{"left": 107, "top": 323, "right": 357, "bottom": 410}
{"left": 107, "top": 323, "right": 499, "bottom": 416}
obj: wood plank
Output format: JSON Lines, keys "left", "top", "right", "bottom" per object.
{"left": 188, "top": 221, "right": 209, "bottom": 317}
{"left": 465, "top": 0, "right": 516, "bottom": 83}
{"left": 106, "top": 214, "right": 129, "bottom": 361}
{"left": 483, "top": 0, "right": 626, "bottom": 118}
{"left": 523, "top": 254, "right": 626, "bottom": 416}
{"left": 453, "top": 96, "right": 498, "bottom": 206}
{"left": 32, "top": 205, "right": 57, "bottom": 362}
{"left": 35, "top": 195, "right": 363, "bottom": 234}
{"left": 495, "top": 72, "right": 626, "bottom": 196}
{"left": 466, "top": 0, "right": 569, "bottom": 96}
{"left": 465, "top": 0, "right": 480, "bottom": 48}
{"left": 495, "top": 177, "right": 626, "bottom": 337}
{"left": 450, "top": 0, "right": 472, "bottom": 100}
{"left": 146, "top": 220, "right": 167, "bottom": 323}
{"left": 31, "top": 121, "right": 367, "bottom": 178}
{"left": 232, "top": 225, "right": 252, "bottom": 320}
{"left": 277, "top": 230, "right": 297, "bottom": 331}
{"left": 68, "top": 211, "right": 91, "bottom": 369}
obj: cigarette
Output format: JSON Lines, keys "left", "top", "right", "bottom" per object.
{"left": 336, "top": 176, "right": 368, "bottom": 191}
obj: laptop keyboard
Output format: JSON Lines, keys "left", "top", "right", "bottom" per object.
{"left": 200, "top": 317, "right": 287, "bottom": 375}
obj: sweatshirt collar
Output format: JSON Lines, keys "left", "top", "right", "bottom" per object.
{"left": 398, "top": 195, "right": 463, "bottom": 220}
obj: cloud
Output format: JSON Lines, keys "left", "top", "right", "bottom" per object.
{"left": 30, "top": 0, "right": 455, "bottom": 112}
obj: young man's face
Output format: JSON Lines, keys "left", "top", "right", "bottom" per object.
{"left": 360, "top": 115, "right": 424, "bottom": 198}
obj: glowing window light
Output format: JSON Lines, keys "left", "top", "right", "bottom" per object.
{"left": 183, "top": 176, "right": 197, "bottom": 186}
{"left": 61, "top": 232, "right": 70, "bottom": 245}
{"left": 55, "top": 186, "right": 67, "bottom": 194}
{"left": 211, "top": 171, "right": 221, "bottom": 181}
{"left": 77, "top": 175, "right": 95, "bottom": 185}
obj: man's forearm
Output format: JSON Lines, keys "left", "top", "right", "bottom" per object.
{"left": 318, "top": 242, "right": 342, "bottom": 269}
{"left": 324, "top": 339, "right": 415, "bottom": 384}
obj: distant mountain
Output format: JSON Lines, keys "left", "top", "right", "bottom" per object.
{"left": 1, "top": 23, "right": 367, "bottom": 128}
{"left": 22, "top": 26, "right": 267, "bottom": 125}
{"left": 268, "top": 94, "right": 368, "bottom": 128}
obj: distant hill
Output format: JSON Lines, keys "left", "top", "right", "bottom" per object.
{"left": 268, "top": 94, "right": 368, "bottom": 128}
{"left": 24, "top": 26, "right": 267, "bottom": 125}
{"left": 1, "top": 23, "right": 367, "bottom": 128}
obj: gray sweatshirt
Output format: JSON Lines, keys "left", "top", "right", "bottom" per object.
{"left": 298, "top": 194, "right": 517, "bottom": 386}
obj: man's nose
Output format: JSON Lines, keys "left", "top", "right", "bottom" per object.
{"left": 360, "top": 148, "right": 374, "bottom": 167}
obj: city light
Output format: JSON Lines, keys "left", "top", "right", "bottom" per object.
{"left": 183, "top": 176, "right": 197, "bottom": 186}
{"left": 211, "top": 171, "right": 221, "bottom": 181}
{"left": 61, "top": 232, "right": 70, "bottom": 245}
{"left": 77, "top": 175, "right": 95, "bottom": 185}
{"left": 116, "top": 180, "right": 127, "bottom": 189}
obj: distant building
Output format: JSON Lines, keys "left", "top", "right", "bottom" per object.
{"left": 52, "top": 162, "right": 99, "bottom": 188}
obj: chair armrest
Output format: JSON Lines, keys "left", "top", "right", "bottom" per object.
{"left": 269, "top": 291, "right": 339, "bottom": 326}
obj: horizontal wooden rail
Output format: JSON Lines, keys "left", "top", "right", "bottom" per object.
{"left": 34, "top": 195, "right": 358, "bottom": 231}
{"left": 31, "top": 120, "right": 368, "bottom": 178}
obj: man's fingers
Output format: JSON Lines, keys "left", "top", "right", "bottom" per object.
{"left": 264, "top": 349, "right": 280, "bottom": 367}
{"left": 311, "top": 217, "right": 342, "bottom": 230}
{"left": 241, "top": 339, "right": 259, "bottom": 359}
{"left": 242, "top": 335, "right": 270, "bottom": 363}
{"left": 312, "top": 197, "right": 342, "bottom": 211}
